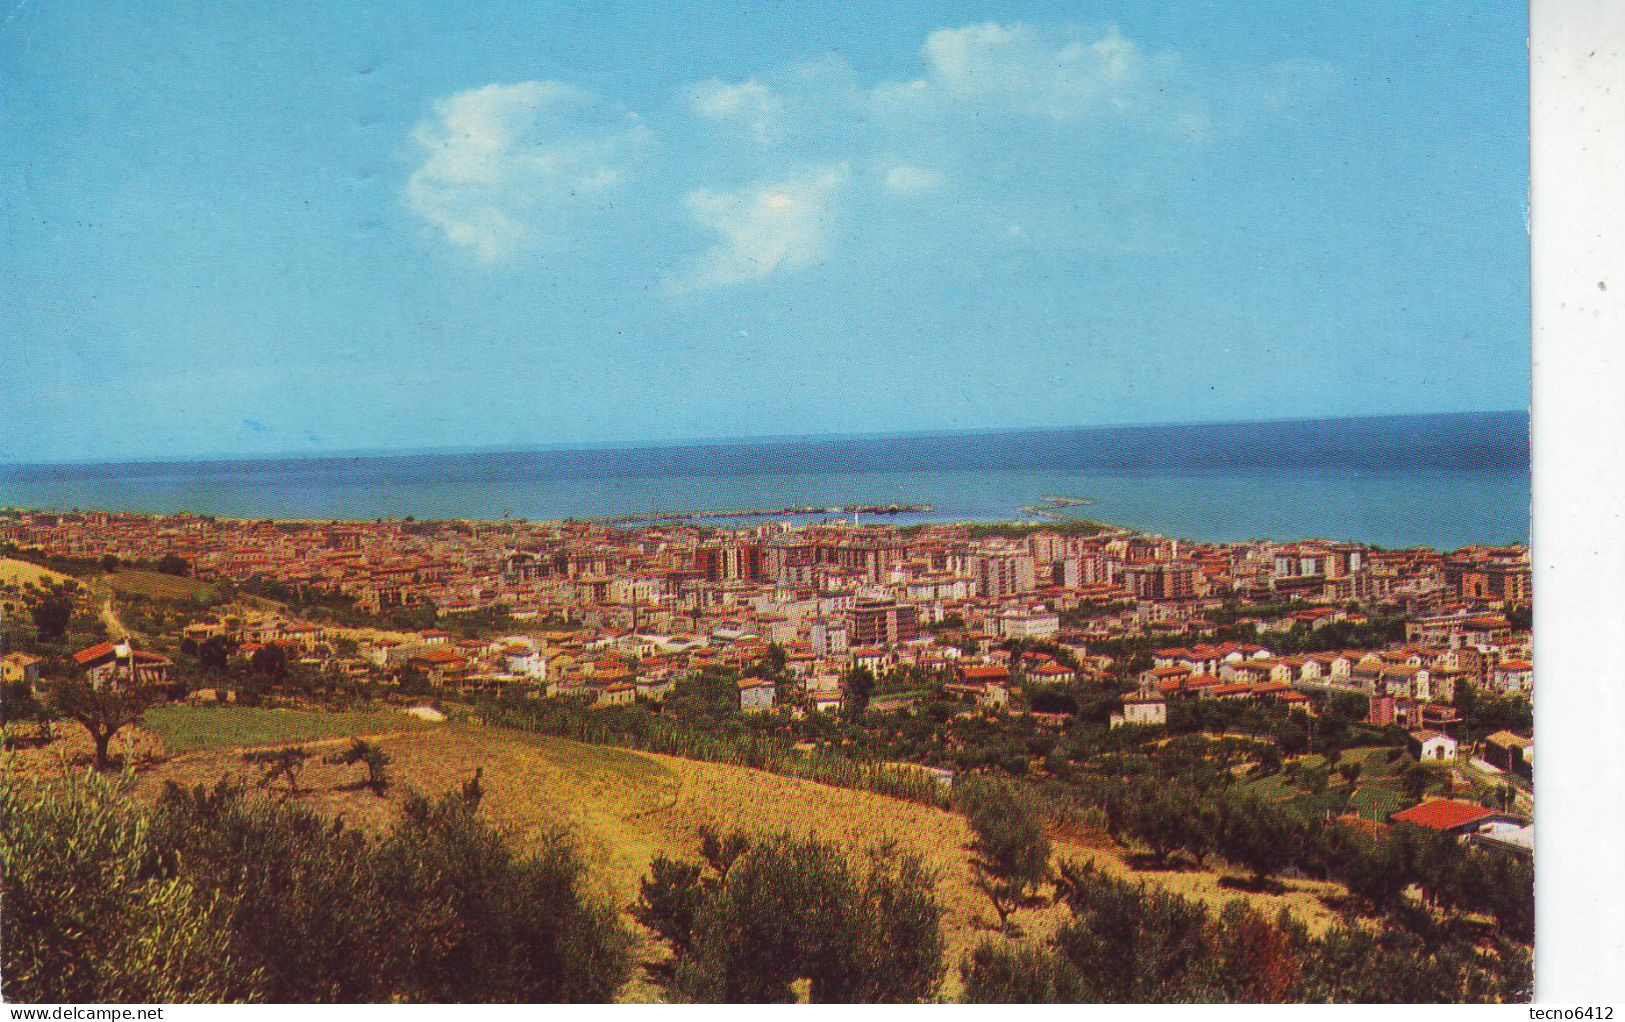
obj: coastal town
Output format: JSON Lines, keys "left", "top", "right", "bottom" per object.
{"left": 0, "top": 505, "right": 1538, "bottom": 1000}
{"left": 3, "top": 507, "right": 1533, "bottom": 808}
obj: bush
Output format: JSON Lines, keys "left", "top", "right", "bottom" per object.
{"left": 375, "top": 790, "right": 635, "bottom": 1002}
{"left": 644, "top": 830, "right": 946, "bottom": 1003}
{"left": 4, "top": 772, "right": 634, "bottom": 1003}
{"left": 963, "top": 856, "right": 1530, "bottom": 1004}
{"left": 149, "top": 778, "right": 407, "bottom": 1001}
{"left": 0, "top": 772, "right": 264, "bottom": 1003}
{"left": 325, "top": 738, "right": 391, "bottom": 794}
{"left": 1050, "top": 860, "right": 1214, "bottom": 1001}
{"left": 1217, "top": 793, "right": 1301, "bottom": 886}
{"left": 633, "top": 855, "right": 706, "bottom": 953}
{"left": 960, "top": 940, "right": 1085, "bottom": 1003}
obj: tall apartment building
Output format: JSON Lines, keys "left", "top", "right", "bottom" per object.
{"left": 1120, "top": 561, "right": 1201, "bottom": 601}
{"left": 696, "top": 542, "right": 762, "bottom": 582}
{"left": 974, "top": 554, "right": 1037, "bottom": 599}
{"left": 846, "top": 600, "right": 921, "bottom": 648}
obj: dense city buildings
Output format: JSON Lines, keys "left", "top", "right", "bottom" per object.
{"left": 0, "top": 509, "right": 1532, "bottom": 726}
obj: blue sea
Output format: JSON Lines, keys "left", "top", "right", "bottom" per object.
{"left": 0, "top": 411, "right": 1530, "bottom": 550}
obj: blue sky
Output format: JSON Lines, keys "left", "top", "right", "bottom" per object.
{"left": 1, "top": 1, "right": 1528, "bottom": 464}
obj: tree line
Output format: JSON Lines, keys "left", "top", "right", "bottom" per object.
{"left": 1070, "top": 775, "right": 1533, "bottom": 942}
{"left": 962, "top": 858, "right": 1531, "bottom": 1003}
{"left": 1, "top": 771, "right": 632, "bottom": 1003}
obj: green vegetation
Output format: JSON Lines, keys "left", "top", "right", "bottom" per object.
{"left": 29, "top": 590, "right": 75, "bottom": 641}
{"left": 635, "top": 827, "right": 946, "bottom": 1002}
{"left": 325, "top": 738, "right": 393, "bottom": 795}
{"left": 962, "top": 859, "right": 1530, "bottom": 1003}
{"left": 478, "top": 694, "right": 955, "bottom": 809}
{"left": 242, "top": 746, "right": 313, "bottom": 794}
{"left": 144, "top": 705, "right": 432, "bottom": 754}
{"left": 0, "top": 770, "right": 633, "bottom": 1003}
{"left": 109, "top": 569, "right": 221, "bottom": 605}
{"left": 0, "top": 771, "right": 263, "bottom": 1002}
{"left": 960, "top": 777, "right": 1053, "bottom": 932}
{"left": 51, "top": 680, "right": 160, "bottom": 770}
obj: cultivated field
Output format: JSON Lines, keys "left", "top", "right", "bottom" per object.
{"left": 143, "top": 705, "right": 435, "bottom": 754}
{"left": 113, "top": 711, "right": 1350, "bottom": 1001}
{"left": 108, "top": 569, "right": 219, "bottom": 603}
{"left": 1240, "top": 745, "right": 1415, "bottom": 821}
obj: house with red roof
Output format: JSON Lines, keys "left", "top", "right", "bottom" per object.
{"left": 1026, "top": 659, "right": 1076, "bottom": 685}
{"left": 72, "top": 641, "right": 171, "bottom": 690}
{"left": 1390, "top": 798, "right": 1522, "bottom": 838}
{"left": 738, "top": 676, "right": 776, "bottom": 713}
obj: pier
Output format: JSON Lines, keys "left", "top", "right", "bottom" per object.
{"left": 595, "top": 503, "right": 933, "bottom": 525}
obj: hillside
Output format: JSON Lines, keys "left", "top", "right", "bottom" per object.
{"left": 0, "top": 556, "right": 73, "bottom": 588}
{"left": 108, "top": 568, "right": 219, "bottom": 603}
{"left": 121, "top": 714, "right": 1348, "bottom": 1001}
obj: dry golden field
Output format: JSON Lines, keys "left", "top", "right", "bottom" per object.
{"left": 0, "top": 557, "right": 73, "bottom": 588}
{"left": 10, "top": 714, "right": 1351, "bottom": 1001}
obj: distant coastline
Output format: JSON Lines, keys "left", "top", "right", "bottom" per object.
{"left": 0, "top": 411, "right": 1529, "bottom": 550}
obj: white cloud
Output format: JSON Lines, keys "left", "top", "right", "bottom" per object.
{"left": 664, "top": 164, "right": 851, "bottom": 295}
{"left": 883, "top": 163, "right": 945, "bottom": 194}
{"left": 889, "top": 21, "right": 1188, "bottom": 123}
{"left": 406, "top": 81, "right": 653, "bottom": 263}
{"left": 689, "top": 78, "right": 785, "bottom": 144}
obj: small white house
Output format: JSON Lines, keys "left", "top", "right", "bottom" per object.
{"left": 738, "top": 676, "right": 776, "bottom": 713}
{"left": 1111, "top": 691, "right": 1167, "bottom": 728}
{"left": 1409, "top": 729, "right": 1459, "bottom": 762}
{"left": 635, "top": 676, "right": 673, "bottom": 702}
{"left": 810, "top": 691, "right": 843, "bottom": 714}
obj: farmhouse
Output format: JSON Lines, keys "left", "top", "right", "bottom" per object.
{"left": 738, "top": 676, "right": 776, "bottom": 713}
{"left": 1111, "top": 690, "right": 1167, "bottom": 728}
{"left": 1483, "top": 730, "right": 1533, "bottom": 776}
{"left": 1391, "top": 798, "right": 1528, "bottom": 852}
{"left": 1408, "top": 729, "right": 1459, "bottom": 762}
{"left": 2, "top": 652, "right": 43, "bottom": 687}
{"left": 71, "top": 641, "right": 172, "bottom": 690}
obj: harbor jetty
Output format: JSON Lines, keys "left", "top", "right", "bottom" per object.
{"left": 595, "top": 503, "right": 933, "bottom": 525}
{"left": 1023, "top": 495, "right": 1097, "bottom": 521}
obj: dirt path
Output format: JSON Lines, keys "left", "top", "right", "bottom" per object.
{"left": 84, "top": 573, "right": 138, "bottom": 643}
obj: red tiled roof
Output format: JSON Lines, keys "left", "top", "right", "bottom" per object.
{"left": 72, "top": 641, "right": 118, "bottom": 666}
{"left": 1390, "top": 799, "right": 1495, "bottom": 832}
{"left": 963, "top": 664, "right": 1011, "bottom": 680}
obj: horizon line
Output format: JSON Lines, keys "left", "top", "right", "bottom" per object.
{"left": 1, "top": 406, "right": 1529, "bottom": 472}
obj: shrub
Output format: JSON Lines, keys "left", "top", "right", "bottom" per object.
{"left": 960, "top": 940, "right": 1085, "bottom": 1003}
{"left": 5, "top": 772, "right": 635, "bottom": 1003}
{"left": 963, "top": 856, "right": 1529, "bottom": 1004}
{"left": 374, "top": 791, "right": 635, "bottom": 1002}
{"left": 0, "top": 772, "right": 264, "bottom": 1003}
{"left": 325, "top": 738, "right": 391, "bottom": 794}
{"left": 645, "top": 830, "right": 946, "bottom": 1003}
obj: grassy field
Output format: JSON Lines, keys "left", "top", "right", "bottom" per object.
{"left": 1348, "top": 783, "right": 1409, "bottom": 821}
{"left": 144, "top": 705, "right": 434, "bottom": 754}
{"left": 1240, "top": 745, "right": 1415, "bottom": 819}
{"left": 123, "top": 718, "right": 1350, "bottom": 1001}
{"left": 108, "top": 569, "right": 220, "bottom": 603}
{"left": 0, "top": 556, "right": 73, "bottom": 588}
